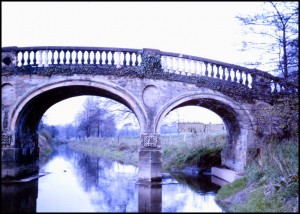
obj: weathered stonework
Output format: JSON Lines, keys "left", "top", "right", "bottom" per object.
{"left": 2, "top": 46, "right": 297, "bottom": 181}
{"left": 140, "top": 133, "right": 161, "bottom": 149}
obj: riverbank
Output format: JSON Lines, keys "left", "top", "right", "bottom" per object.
{"left": 216, "top": 138, "right": 299, "bottom": 212}
{"left": 38, "top": 133, "right": 54, "bottom": 165}
{"left": 67, "top": 136, "right": 139, "bottom": 165}
{"left": 67, "top": 132, "right": 226, "bottom": 175}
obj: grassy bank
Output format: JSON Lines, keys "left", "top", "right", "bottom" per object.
{"left": 38, "top": 129, "right": 54, "bottom": 165}
{"left": 216, "top": 138, "right": 299, "bottom": 212}
{"left": 161, "top": 131, "right": 225, "bottom": 172}
{"left": 68, "top": 136, "right": 140, "bottom": 165}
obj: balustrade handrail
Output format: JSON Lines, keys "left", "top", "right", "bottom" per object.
{"left": 160, "top": 50, "right": 285, "bottom": 83}
{"left": 2, "top": 46, "right": 141, "bottom": 53}
{"left": 2, "top": 46, "right": 298, "bottom": 93}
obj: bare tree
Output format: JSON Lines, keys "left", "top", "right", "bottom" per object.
{"left": 76, "top": 97, "right": 100, "bottom": 137}
{"left": 236, "top": 2, "right": 298, "bottom": 83}
{"left": 76, "top": 96, "right": 119, "bottom": 138}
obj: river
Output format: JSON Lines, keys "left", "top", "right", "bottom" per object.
{"left": 2, "top": 144, "right": 224, "bottom": 212}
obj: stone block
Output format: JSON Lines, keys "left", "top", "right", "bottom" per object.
{"left": 150, "top": 163, "right": 162, "bottom": 181}
{"left": 211, "top": 167, "right": 242, "bottom": 183}
{"left": 2, "top": 148, "right": 17, "bottom": 161}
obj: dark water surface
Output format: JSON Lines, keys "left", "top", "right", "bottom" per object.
{"left": 2, "top": 144, "right": 224, "bottom": 212}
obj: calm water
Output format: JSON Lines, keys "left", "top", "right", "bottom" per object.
{"left": 2, "top": 144, "right": 224, "bottom": 212}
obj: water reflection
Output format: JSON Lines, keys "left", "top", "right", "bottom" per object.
{"left": 139, "top": 183, "right": 162, "bottom": 212}
{"left": 37, "top": 156, "right": 96, "bottom": 212}
{"left": 2, "top": 180, "right": 38, "bottom": 213}
{"left": 1, "top": 145, "right": 223, "bottom": 212}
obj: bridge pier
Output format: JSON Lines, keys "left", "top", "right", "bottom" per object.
{"left": 138, "top": 133, "right": 162, "bottom": 183}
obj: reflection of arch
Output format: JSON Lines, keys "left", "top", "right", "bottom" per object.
{"left": 155, "top": 90, "right": 254, "bottom": 172}
{"left": 10, "top": 80, "right": 147, "bottom": 147}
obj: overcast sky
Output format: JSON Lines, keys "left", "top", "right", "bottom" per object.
{"left": 2, "top": 2, "right": 264, "bottom": 126}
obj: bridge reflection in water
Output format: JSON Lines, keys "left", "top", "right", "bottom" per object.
{"left": 1, "top": 145, "right": 223, "bottom": 213}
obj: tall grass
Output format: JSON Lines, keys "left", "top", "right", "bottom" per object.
{"left": 217, "top": 137, "right": 299, "bottom": 212}
{"left": 161, "top": 131, "right": 226, "bottom": 172}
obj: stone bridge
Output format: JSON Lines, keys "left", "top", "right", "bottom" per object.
{"left": 1, "top": 46, "right": 298, "bottom": 182}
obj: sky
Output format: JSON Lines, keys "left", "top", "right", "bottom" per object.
{"left": 2, "top": 2, "right": 265, "bottom": 126}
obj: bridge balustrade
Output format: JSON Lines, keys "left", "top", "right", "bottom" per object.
{"left": 2, "top": 46, "right": 298, "bottom": 95}
{"left": 12, "top": 46, "right": 142, "bottom": 68}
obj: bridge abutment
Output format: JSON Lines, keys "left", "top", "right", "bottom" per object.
{"left": 2, "top": 147, "right": 39, "bottom": 179}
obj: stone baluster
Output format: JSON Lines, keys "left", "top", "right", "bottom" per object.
{"left": 62, "top": 50, "right": 67, "bottom": 64}
{"left": 162, "top": 55, "right": 168, "bottom": 71}
{"left": 92, "top": 51, "right": 97, "bottom": 64}
{"left": 20, "top": 51, "right": 25, "bottom": 66}
{"left": 169, "top": 57, "right": 174, "bottom": 73}
{"left": 251, "top": 73, "right": 257, "bottom": 89}
{"left": 104, "top": 51, "right": 108, "bottom": 65}
{"left": 211, "top": 63, "right": 214, "bottom": 78}
{"left": 179, "top": 57, "right": 183, "bottom": 75}
{"left": 81, "top": 51, "right": 85, "bottom": 64}
{"left": 109, "top": 51, "right": 112, "bottom": 65}
{"left": 99, "top": 51, "right": 103, "bottom": 65}
{"left": 245, "top": 73, "right": 249, "bottom": 87}
{"left": 51, "top": 51, "right": 55, "bottom": 64}
{"left": 204, "top": 62, "right": 208, "bottom": 77}
{"left": 122, "top": 52, "right": 127, "bottom": 66}
{"left": 222, "top": 66, "right": 226, "bottom": 80}
{"left": 233, "top": 68, "right": 237, "bottom": 82}
{"left": 44, "top": 50, "right": 48, "bottom": 66}
{"left": 191, "top": 60, "right": 196, "bottom": 76}
{"left": 239, "top": 70, "right": 243, "bottom": 84}
{"left": 198, "top": 61, "right": 203, "bottom": 76}
{"left": 33, "top": 50, "right": 37, "bottom": 66}
{"left": 174, "top": 57, "right": 179, "bottom": 74}
{"left": 57, "top": 50, "right": 61, "bottom": 65}
{"left": 27, "top": 51, "right": 31, "bottom": 65}
{"left": 69, "top": 50, "right": 73, "bottom": 64}
{"left": 38, "top": 50, "right": 43, "bottom": 67}
{"left": 87, "top": 51, "right": 91, "bottom": 64}
{"left": 182, "top": 58, "right": 187, "bottom": 75}
{"left": 216, "top": 65, "right": 220, "bottom": 79}
{"left": 227, "top": 68, "right": 232, "bottom": 81}
{"left": 186, "top": 59, "right": 191, "bottom": 75}
{"left": 111, "top": 51, "right": 115, "bottom": 65}
{"left": 135, "top": 52, "right": 139, "bottom": 66}
{"left": 74, "top": 51, "right": 78, "bottom": 64}
{"left": 129, "top": 52, "right": 133, "bottom": 66}
{"left": 115, "top": 51, "right": 120, "bottom": 68}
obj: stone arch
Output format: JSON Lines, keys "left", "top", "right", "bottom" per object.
{"left": 155, "top": 90, "right": 255, "bottom": 172}
{"left": 10, "top": 79, "right": 147, "bottom": 148}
